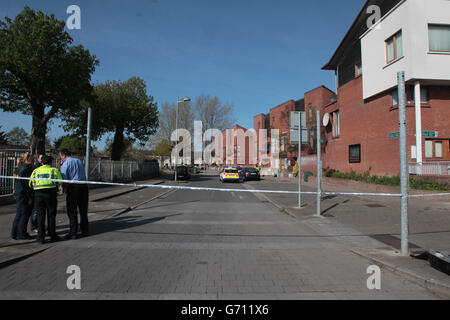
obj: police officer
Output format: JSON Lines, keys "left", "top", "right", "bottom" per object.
{"left": 29, "top": 155, "right": 63, "bottom": 244}
{"left": 11, "top": 153, "right": 34, "bottom": 240}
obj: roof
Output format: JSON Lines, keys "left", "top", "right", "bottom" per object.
{"left": 322, "top": 0, "right": 402, "bottom": 70}
{"left": 270, "top": 99, "right": 296, "bottom": 112}
{"left": 304, "top": 85, "right": 336, "bottom": 95}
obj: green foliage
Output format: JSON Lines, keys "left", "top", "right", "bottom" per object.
{"left": 54, "top": 135, "right": 86, "bottom": 155}
{"left": 323, "top": 168, "right": 448, "bottom": 191}
{"left": 63, "top": 77, "right": 158, "bottom": 160}
{"left": 152, "top": 139, "right": 173, "bottom": 157}
{"left": 0, "top": 6, "right": 98, "bottom": 155}
{"left": 6, "top": 126, "right": 30, "bottom": 146}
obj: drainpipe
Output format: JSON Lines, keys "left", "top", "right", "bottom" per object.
{"left": 335, "top": 69, "right": 339, "bottom": 93}
{"left": 414, "top": 81, "right": 423, "bottom": 174}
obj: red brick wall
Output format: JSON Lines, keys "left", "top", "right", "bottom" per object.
{"left": 322, "top": 77, "right": 450, "bottom": 176}
{"left": 269, "top": 100, "right": 297, "bottom": 170}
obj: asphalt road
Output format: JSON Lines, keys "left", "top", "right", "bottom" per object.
{"left": 0, "top": 173, "right": 441, "bottom": 300}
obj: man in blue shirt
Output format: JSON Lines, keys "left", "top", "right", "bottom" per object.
{"left": 59, "top": 149, "right": 89, "bottom": 239}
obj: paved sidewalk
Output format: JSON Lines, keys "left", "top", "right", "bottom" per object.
{"left": 244, "top": 177, "right": 450, "bottom": 298}
{"left": 0, "top": 179, "right": 164, "bottom": 268}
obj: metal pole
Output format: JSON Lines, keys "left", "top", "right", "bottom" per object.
{"left": 298, "top": 112, "right": 302, "bottom": 208}
{"left": 316, "top": 110, "right": 322, "bottom": 217}
{"left": 85, "top": 106, "right": 92, "bottom": 181}
{"left": 175, "top": 97, "right": 179, "bottom": 182}
{"left": 398, "top": 71, "right": 409, "bottom": 256}
{"left": 414, "top": 81, "right": 423, "bottom": 175}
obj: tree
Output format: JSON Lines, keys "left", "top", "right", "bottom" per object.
{"left": 54, "top": 135, "right": 86, "bottom": 155}
{"left": 6, "top": 127, "right": 30, "bottom": 146}
{"left": 63, "top": 77, "right": 159, "bottom": 160}
{"left": 155, "top": 101, "right": 194, "bottom": 142}
{"left": 0, "top": 126, "right": 7, "bottom": 145}
{"left": 193, "top": 94, "right": 235, "bottom": 131}
{"left": 0, "top": 6, "right": 99, "bottom": 155}
{"left": 151, "top": 139, "right": 173, "bottom": 157}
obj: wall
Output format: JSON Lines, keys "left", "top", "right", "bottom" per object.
{"left": 361, "top": 0, "right": 450, "bottom": 100}
{"left": 323, "top": 76, "right": 450, "bottom": 176}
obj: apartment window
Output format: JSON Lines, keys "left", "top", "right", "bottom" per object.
{"left": 429, "top": 24, "right": 450, "bottom": 52}
{"left": 392, "top": 87, "right": 428, "bottom": 106}
{"left": 386, "top": 31, "right": 403, "bottom": 63}
{"left": 425, "top": 140, "right": 449, "bottom": 159}
{"left": 355, "top": 63, "right": 362, "bottom": 77}
{"left": 349, "top": 144, "right": 361, "bottom": 163}
{"left": 308, "top": 103, "right": 313, "bottom": 120}
{"left": 332, "top": 110, "right": 340, "bottom": 138}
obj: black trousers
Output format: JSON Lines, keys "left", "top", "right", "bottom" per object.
{"left": 66, "top": 184, "right": 89, "bottom": 236}
{"left": 34, "top": 189, "right": 58, "bottom": 242}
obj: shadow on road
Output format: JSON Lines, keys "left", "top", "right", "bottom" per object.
{"left": 86, "top": 213, "right": 183, "bottom": 237}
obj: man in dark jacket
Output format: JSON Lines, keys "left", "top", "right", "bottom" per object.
{"left": 11, "top": 153, "right": 35, "bottom": 240}
{"left": 30, "top": 154, "right": 44, "bottom": 233}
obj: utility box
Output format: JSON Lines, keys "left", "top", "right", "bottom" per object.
{"left": 304, "top": 172, "right": 313, "bottom": 182}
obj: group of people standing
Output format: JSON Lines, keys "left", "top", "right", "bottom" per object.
{"left": 11, "top": 150, "right": 89, "bottom": 244}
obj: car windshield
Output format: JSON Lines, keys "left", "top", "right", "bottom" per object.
{"left": 246, "top": 168, "right": 257, "bottom": 173}
{"left": 225, "top": 169, "right": 238, "bottom": 174}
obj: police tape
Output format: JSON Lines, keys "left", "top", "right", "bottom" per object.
{"left": 1, "top": 175, "right": 449, "bottom": 198}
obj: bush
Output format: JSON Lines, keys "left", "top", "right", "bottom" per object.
{"left": 323, "top": 169, "right": 448, "bottom": 191}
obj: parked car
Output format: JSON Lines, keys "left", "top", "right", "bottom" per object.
{"left": 220, "top": 167, "right": 240, "bottom": 183}
{"left": 244, "top": 167, "right": 261, "bottom": 181}
{"left": 173, "top": 166, "right": 190, "bottom": 180}
{"left": 236, "top": 166, "right": 246, "bottom": 182}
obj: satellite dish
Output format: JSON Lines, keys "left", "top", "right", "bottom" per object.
{"left": 323, "top": 113, "right": 330, "bottom": 127}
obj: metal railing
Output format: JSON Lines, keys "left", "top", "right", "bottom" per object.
{"left": 409, "top": 162, "right": 450, "bottom": 176}
{"left": 0, "top": 151, "right": 159, "bottom": 196}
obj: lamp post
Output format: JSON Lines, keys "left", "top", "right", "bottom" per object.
{"left": 175, "top": 97, "right": 191, "bottom": 181}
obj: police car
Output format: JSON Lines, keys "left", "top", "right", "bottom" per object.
{"left": 220, "top": 167, "right": 241, "bottom": 183}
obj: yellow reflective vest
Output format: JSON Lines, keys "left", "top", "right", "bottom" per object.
{"left": 293, "top": 161, "right": 299, "bottom": 177}
{"left": 29, "top": 165, "right": 63, "bottom": 191}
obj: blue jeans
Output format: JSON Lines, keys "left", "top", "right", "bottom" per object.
{"left": 30, "top": 209, "right": 39, "bottom": 231}
{"left": 11, "top": 196, "right": 31, "bottom": 239}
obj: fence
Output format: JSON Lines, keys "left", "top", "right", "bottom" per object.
{"left": 0, "top": 151, "right": 159, "bottom": 196}
{"left": 409, "top": 162, "right": 450, "bottom": 176}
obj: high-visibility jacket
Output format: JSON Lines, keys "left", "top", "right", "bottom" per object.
{"left": 293, "top": 161, "right": 299, "bottom": 178}
{"left": 29, "top": 165, "right": 63, "bottom": 191}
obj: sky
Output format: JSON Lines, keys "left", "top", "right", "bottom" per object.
{"left": 0, "top": 0, "right": 365, "bottom": 149}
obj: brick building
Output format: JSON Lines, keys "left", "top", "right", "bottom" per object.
{"left": 215, "top": 125, "right": 255, "bottom": 167}
{"left": 253, "top": 99, "right": 305, "bottom": 172}
{"left": 321, "top": 0, "right": 450, "bottom": 176}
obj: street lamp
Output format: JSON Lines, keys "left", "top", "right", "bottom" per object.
{"left": 175, "top": 97, "right": 191, "bottom": 181}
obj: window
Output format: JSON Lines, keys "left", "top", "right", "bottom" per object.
{"left": 332, "top": 110, "right": 340, "bottom": 138}
{"left": 429, "top": 25, "right": 450, "bottom": 52}
{"left": 392, "top": 87, "right": 428, "bottom": 106}
{"left": 355, "top": 63, "right": 362, "bottom": 77}
{"left": 435, "top": 142, "right": 443, "bottom": 158}
{"left": 425, "top": 140, "right": 449, "bottom": 159}
{"left": 386, "top": 31, "right": 403, "bottom": 63}
{"left": 425, "top": 141, "right": 433, "bottom": 158}
{"left": 349, "top": 145, "right": 361, "bottom": 163}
